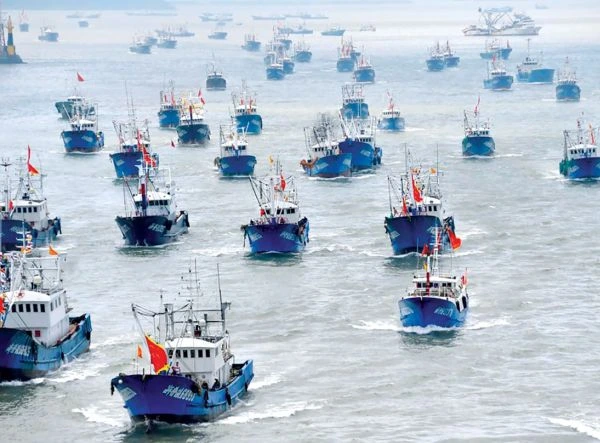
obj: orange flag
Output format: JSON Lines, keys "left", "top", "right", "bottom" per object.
{"left": 447, "top": 227, "right": 462, "bottom": 250}
{"left": 144, "top": 335, "right": 169, "bottom": 374}
{"left": 137, "top": 344, "right": 143, "bottom": 359}
{"left": 48, "top": 245, "right": 59, "bottom": 256}
{"left": 76, "top": 72, "right": 85, "bottom": 82}
{"left": 27, "top": 146, "right": 39, "bottom": 176}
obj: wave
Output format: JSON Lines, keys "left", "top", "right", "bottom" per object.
{"left": 49, "top": 360, "right": 109, "bottom": 384}
{"left": 90, "top": 335, "right": 133, "bottom": 350}
{"left": 0, "top": 378, "right": 45, "bottom": 387}
{"left": 548, "top": 417, "right": 600, "bottom": 440}
{"left": 218, "top": 400, "right": 325, "bottom": 425}
{"left": 351, "top": 320, "right": 400, "bottom": 332}
{"left": 72, "top": 405, "right": 127, "bottom": 428}
{"left": 190, "top": 246, "right": 243, "bottom": 257}
{"left": 400, "top": 325, "right": 461, "bottom": 334}
{"left": 465, "top": 317, "right": 510, "bottom": 330}
{"left": 251, "top": 373, "right": 284, "bottom": 390}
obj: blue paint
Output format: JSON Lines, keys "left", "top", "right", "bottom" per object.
{"left": 243, "top": 220, "right": 309, "bottom": 254}
{"left": 398, "top": 297, "right": 468, "bottom": 328}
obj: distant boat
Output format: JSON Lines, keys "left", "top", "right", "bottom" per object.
{"left": 426, "top": 43, "right": 445, "bottom": 72}
{"left": 480, "top": 39, "right": 512, "bottom": 60}
{"left": 462, "top": 99, "right": 495, "bottom": 156}
{"left": 353, "top": 54, "right": 375, "bottom": 83}
{"left": 442, "top": 41, "right": 460, "bottom": 67}
{"left": 359, "top": 24, "right": 376, "bottom": 32}
{"left": 78, "top": 20, "right": 89, "bottom": 28}
{"left": 54, "top": 93, "right": 96, "bottom": 120}
{"left": 231, "top": 84, "right": 262, "bottom": 134}
{"left": 208, "top": 30, "right": 227, "bottom": 40}
{"left": 293, "top": 40, "right": 312, "bottom": 63}
{"left": 336, "top": 40, "right": 355, "bottom": 72}
{"left": 463, "top": 7, "right": 541, "bottom": 36}
{"left": 340, "top": 83, "right": 369, "bottom": 120}
{"left": 18, "top": 11, "right": 29, "bottom": 32}
{"left": 242, "top": 162, "right": 310, "bottom": 254}
{"left": 559, "top": 118, "right": 600, "bottom": 180}
{"left": 516, "top": 38, "right": 554, "bottom": 84}
{"left": 241, "top": 34, "right": 261, "bottom": 52}
{"left": 130, "top": 39, "right": 152, "bottom": 54}
{"left": 0, "top": 152, "right": 62, "bottom": 252}
{"left": 555, "top": 57, "right": 580, "bottom": 102}
{"left": 156, "top": 34, "right": 177, "bottom": 49}
{"left": 266, "top": 60, "right": 285, "bottom": 80}
{"left": 321, "top": 26, "right": 345, "bottom": 36}
{"left": 157, "top": 81, "right": 180, "bottom": 128}
{"left": 200, "top": 13, "right": 233, "bottom": 22}
{"left": 483, "top": 59, "right": 514, "bottom": 91}
{"left": 206, "top": 64, "right": 227, "bottom": 91}
{"left": 61, "top": 110, "right": 105, "bottom": 154}
{"left": 377, "top": 93, "right": 405, "bottom": 132}
{"left": 301, "top": 114, "right": 352, "bottom": 178}
{"left": 38, "top": 26, "right": 59, "bottom": 42}
{"left": 280, "top": 24, "right": 313, "bottom": 35}
{"left": 282, "top": 55, "right": 295, "bottom": 74}
{"left": 176, "top": 93, "right": 211, "bottom": 145}
{"left": 338, "top": 116, "right": 382, "bottom": 171}
{"left": 168, "top": 26, "right": 195, "bottom": 37}
{"left": 253, "top": 14, "right": 286, "bottom": 20}
{"left": 215, "top": 125, "right": 257, "bottom": 176}
{"left": 0, "top": 251, "right": 92, "bottom": 381}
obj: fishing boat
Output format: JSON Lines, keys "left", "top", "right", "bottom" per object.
{"left": 480, "top": 39, "right": 512, "bottom": 60}
{"left": 130, "top": 39, "right": 152, "bottom": 54}
{"left": 339, "top": 117, "right": 382, "bottom": 171}
{"left": 0, "top": 16, "right": 23, "bottom": 64}
{"left": 359, "top": 24, "right": 376, "bottom": 32}
{"left": 340, "top": 83, "right": 369, "bottom": 120}
{"left": 377, "top": 93, "right": 405, "bottom": 132}
{"left": 231, "top": 85, "right": 263, "bottom": 134}
{"left": 483, "top": 59, "right": 514, "bottom": 91}
{"left": 282, "top": 55, "right": 295, "bottom": 74}
{"left": 274, "top": 32, "right": 292, "bottom": 50}
{"left": 110, "top": 101, "right": 158, "bottom": 178}
{"left": 266, "top": 60, "right": 285, "bottom": 80}
{"left": 19, "top": 11, "right": 29, "bottom": 32}
{"left": 293, "top": 41, "right": 312, "bottom": 63}
{"left": 242, "top": 163, "right": 309, "bottom": 254}
{"left": 336, "top": 41, "right": 355, "bottom": 72}
{"left": 55, "top": 93, "right": 95, "bottom": 120}
{"left": 281, "top": 24, "right": 313, "bottom": 35}
{"left": 208, "top": 25, "right": 228, "bottom": 40}
{"left": 157, "top": 34, "right": 177, "bottom": 49}
{"left": 110, "top": 264, "right": 253, "bottom": 428}
{"left": 0, "top": 250, "right": 92, "bottom": 381}
{"left": 158, "top": 82, "right": 180, "bottom": 129}
{"left": 176, "top": 93, "right": 211, "bottom": 145}
{"left": 142, "top": 34, "right": 158, "bottom": 46}
{"left": 559, "top": 118, "right": 600, "bottom": 180}
{"left": 61, "top": 109, "right": 105, "bottom": 154}
{"left": 115, "top": 166, "right": 189, "bottom": 246}
{"left": 398, "top": 231, "right": 468, "bottom": 328}
{"left": 301, "top": 115, "right": 352, "bottom": 178}
{"left": 426, "top": 43, "right": 445, "bottom": 72}
{"left": 0, "top": 152, "right": 62, "bottom": 252}
{"left": 168, "top": 26, "right": 195, "bottom": 38}
{"left": 354, "top": 54, "right": 375, "bottom": 83}
{"left": 516, "top": 39, "right": 554, "bottom": 84}
{"left": 214, "top": 125, "right": 257, "bottom": 176}
{"left": 78, "top": 20, "right": 89, "bottom": 28}
{"left": 462, "top": 99, "right": 495, "bottom": 156}
{"left": 253, "top": 14, "right": 286, "bottom": 20}
{"left": 443, "top": 41, "right": 460, "bottom": 67}
{"left": 321, "top": 26, "right": 345, "bottom": 36}
{"left": 206, "top": 64, "right": 227, "bottom": 91}
{"left": 555, "top": 58, "right": 580, "bottom": 102}
{"left": 38, "top": 26, "right": 59, "bottom": 42}
{"left": 463, "top": 7, "right": 541, "bottom": 36}
{"left": 241, "top": 34, "right": 261, "bottom": 52}
{"left": 384, "top": 154, "right": 461, "bottom": 256}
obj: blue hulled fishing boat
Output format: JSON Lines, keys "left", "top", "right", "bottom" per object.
{"left": 130, "top": 38, "right": 152, "bottom": 54}
{"left": 206, "top": 64, "right": 227, "bottom": 91}
{"left": 338, "top": 117, "right": 382, "bottom": 171}
{"left": 354, "top": 54, "right": 375, "bottom": 83}
{"left": 377, "top": 93, "right": 405, "bottom": 131}
{"left": 398, "top": 233, "right": 468, "bottom": 328}
{"left": 282, "top": 55, "right": 295, "bottom": 74}
{"left": 215, "top": 125, "right": 257, "bottom": 177}
{"left": 38, "top": 26, "right": 59, "bottom": 42}
{"left": 301, "top": 114, "right": 352, "bottom": 178}
{"left": 559, "top": 119, "right": 600, "bottom": 180}
{"left": 443, "top": 41, "right": 460, "bottom": 67}
{"left": 462, "top": 99, "right": 495, "bottom": 156}
{"left": 19, "top": 11, "right": 29, "bottom": 33}
{"left": 176, "top": 93, "right": 211, "bottom": 145}
{"left": 336, "top": 41, "right": 355, "bottom": 72}
{"left": 157, "top": 34, "right": 177, "bottom": 49}
{"left": 158, "top": 82, "right": 180, "bottom": 128}
{"left": 61, "top": 111, "right": 105, "bottom": 154}
{"left": 241, "top": 34, "right": 261, "bottom": 52}
{"left": 384, "top": 156, "right": 461, "bottom": 256}
{"left": 266, "top": 60, "right": 285, "bottom": 80}
{"left": 555, "top": 58, "right": 580, "bottom": 102}
{"left": 483, "top": 59, "right": 514, "bottom": 90}
{"left": 0, "top": 153, "right": 62, "bottom": 252}
{"left": 321, "top": 26, "right": 345, "bottom": 36}
{"left": 232, "top": 85, "right": 263, "bottom": 134}
{"left": 340, "top": 83, "right": 369, "bottom": 120}
{"left": 293, "top": 41, "right": 312, "bottom": 63}
{"left": 208, "top": 25, "right": 228, "bottom": 40}
{"left": 480, "top": 39, "right": 512, "bottom": 60}
{"left": 0, "top": 251, "right": 92, "bottom": 381}
{"left": 115, "top": 166, "right": 189, "bottom": 246}
{"left": 516, "top": 39, "right": 554, "bottom": 84}
{"left": 111, "top": 266, "right": 253, "bottom": 429}
{"left": 426, "top": 43, "right": 445, "bottom": 72}
{"left": 242, "top": 163, "right": 309, "bottom": 254}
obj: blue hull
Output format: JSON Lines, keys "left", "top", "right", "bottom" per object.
{"left": 177, "top": 123, "right": 211, "bottom": 145}
{"left": 560, "top": 157, "right": 600, "bottom": 179}
{"left": 556, "top": 83, "right": 581, "bottom": 101}
{"left": 266, "top": 67, "right": 285, "bottom": 80}
{"left": 444, "top": 56, "right": 460, "bottom": 67}
{"left": 111, "top": 361, "right": 254, "bottom": 424}
{"left": 517, "top": 68, "right": 555, "bottom": 84}
{"left": 302, "top": 153, "right": 352, "bottom": 178}
{"left": 426, "top": 59, "right": 445, "bottom": 72}
{"left": 338, "top": 138, "right": 376, "bottom": 171}
{"left": 378, "top": 117, "right": 405, "bottom": 131}
{"left": 294, "top": 51, "right": 312, "bottom": 63}
{"left": 206, "top": 76, "right": 227, "bottom": 91}
{"left": 242, "top": 42, "right": 261, "bottom": 52}
{"left": 0, "top": 218, "right": 62, "bottom": 252}
{"left": 244, "top": 220, "right": 309, "bottom": 254}
{"left": 354, "top": 68, "right": 375, "bottom": 83}
{"left": 483, "top": 75, "right": 513, "bottom": 90}
{"left": 61, "top": 130, "right": 104, "bottom": 153}
{"left": 115, "top": 213, "right": 189, "bottom": 246}
{"left": 341, "top": 102, "right": 369, "bottom": 120}
{"left": 235, "top": 114, "right": 263, "bottom": 134}
{"left": 158, "top": 109, "right": 180, "bottom": 128}
{"left": 384, "top": 215, "right": 451, "bottom": 255}
{"left": 218, "top": 154, "right": 257, "bottom": 176}
{"left": 480, "top": 48, "right": 511, "bottom": 60}
{"left": 462, "top": 135, "right": 495, "bottom": 156}
{"left": 0, "top": 314, "right": 92, "bottom": 381}
{"left": 337, "top": 58, "right": 355, "bottom": 72}
{"left": 110, "top": 151, "right": 143, "bottom": 178}
{"left": 399, "top": 297, "right": 467, "bottom": 328}
{"left": 283, "top": 60, "right": 295, "bottom": 74}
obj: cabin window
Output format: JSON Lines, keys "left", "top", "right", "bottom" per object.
{"left": 168, "top": 349, "right": 173, "bottom": 358}
{"left": 33, "top": 304, "right": 38, "bottom": 313}
{"left": 190, "top": 350, "right": 195, "bottom": 358}
{"left": 34, "top": 330, "right": 41, "bottom": 338}
{"left": 40, "top": 304, "right": 45, "bottom": 313}
{"left": 11, "top": 304, "right": 16, "bottom": 312}
{"left": 28, "top": 207, "right": 33, "bottom": 213}
{"left": 50, "top": 302, "right": 53, "bottom": 311}
{"left": 58, "top": 297, "right": 61, "bottom": 306}
{"left": 206, "top": 349, "right": 211, "bottom": 358}
{"left": 175, "top": 350, "right": 181, "bottom": 358}
{"left": 198, "top": 349, "right": 203, "bottom": 358}
{"left": 33, "top": 207, "right": 38, "bottom": 212}
{"left": 18, "top": 304, "right": 24, "bottom": 313}
{"left": 183, "top": 350, "right": 188, "bottom": 358}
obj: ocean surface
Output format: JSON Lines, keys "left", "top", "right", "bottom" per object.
{"left": 1, "top": 1, "right": 600, "bottom": 441}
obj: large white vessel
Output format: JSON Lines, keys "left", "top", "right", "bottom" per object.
{"left": 463, "top": 7, "right": 541, "bottom": 36}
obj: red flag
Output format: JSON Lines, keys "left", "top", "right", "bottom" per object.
{"left": 401, "top": 196, "right": 408, "bottom": 215}
{"left": 8, "top": 200, "right": 14, "bottom": 211}
{"left": 144, "top": 335, "right": 169, "bottom": 374}
{"left": 474, "top": 96, "right": 480, "bottom": 114}
{"left": 48, "top": 245, "right": 59, "bottom": 256}
{"left": 76, "top": 72, "right": 85, "bottom": 82}
{"left": 411, "top": 174, "right": 422, "bottom": 203}
{"left": 0, "top": 297, "right": 4, "bottom": 315}
{"left": 280, "top": 174, "right": 286, "bottom": 191}
{"left": 447, "top": 227, "right": 462, "bottom": 250}
{"left": 27, "top": 146, "right": 39, "bottom": 175}
{"left": 170, "top": 139, "right": 175, "bottom": 148}
{"left": 421, "top": 244, "right": 430, "bottom": 256}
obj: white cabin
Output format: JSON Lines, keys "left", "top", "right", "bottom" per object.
{"left": 567, "top": 143, "right": 598, "bottom": 161}
{"left": 6, "top": 198, "right": 52, "bottom": 230}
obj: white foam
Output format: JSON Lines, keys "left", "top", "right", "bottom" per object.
{"left": 465, "top": 317, "right": 510, "bottom": 330}
{"left": 50, "top": 360, "right": 108, "bottom": 384}
{"left": 351, "top": 320, "right": 400, "bottom": 332}
{"left": 549, "top": 417, "right": 600, "bottom": 440}
{"left": 190, "top": 246, "right": 243, "bottom": 257}
{"left": 251, "top": 373, "right": 284, "bottom": 390}
{"left": 0, "top": 378, "right": 45, "bottom": 387}
{"left": 400, "top": 325, "right": 460, "bottom": 334}
{"left": 90, "top": 335, "right": 133, "bottom": 350}
{"left": 218, "top": 400, "right": 324, "bottom": 425}
{"left": 72, "top": 405, "right": 126, "bottom": 428}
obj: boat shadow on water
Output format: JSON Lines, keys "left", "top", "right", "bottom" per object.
{"left": 243, "top": 252, "right": 302, "bottom": 266}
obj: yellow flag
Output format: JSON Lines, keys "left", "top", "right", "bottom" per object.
{"left": 268, "top": 155, "right": 274, "bottom": 165}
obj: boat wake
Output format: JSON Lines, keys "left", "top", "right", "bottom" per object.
{"left": 72, "top": 405, "right": 127, "bottom": 428}
{"left": 0, "top": 378, "right": 45, "bottom": 387}
{"left": 191, "top": 246, "right": 243, "bottom": 257}
{"left": 49, "top": 358, "right": 108, "bottom": 384}
{"left": 549, "top": 417, "right": 600, "bottom": 440}
{"left": 351, "top": 320, "right": 400, "bottom": 332}
{"left": 251, "top": 373, "right": 284, "bottom": 390}
{"left": 218, "top": 400, "right": 325, "bottom": 425}
{"left": 90, "top": 334, "right": 134, "bottom": 350}
{"left": 465, "top": 317, "right": 510, "bottom": 330}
